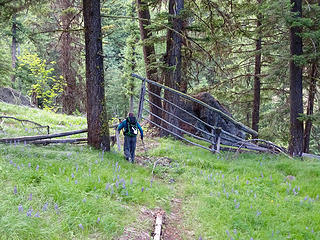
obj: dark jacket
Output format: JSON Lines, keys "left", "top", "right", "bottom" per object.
{"left": 117, "top": 117, "right": 143, "bottom": 139}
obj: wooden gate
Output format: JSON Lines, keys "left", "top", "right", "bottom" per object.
{"left": 132, "top": 74, "right": 282, "bottom": 154}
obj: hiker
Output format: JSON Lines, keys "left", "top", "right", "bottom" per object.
{"left": 117, "top": 113, "right": 143, "bottom": 163}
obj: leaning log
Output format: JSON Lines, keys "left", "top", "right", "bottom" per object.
{"left": 0, "top": 129, "right": 88, "bottom": 143}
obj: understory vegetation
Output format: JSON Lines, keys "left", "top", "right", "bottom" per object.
{"left": 1, "top": 103, "right": 319, "bottom": 239}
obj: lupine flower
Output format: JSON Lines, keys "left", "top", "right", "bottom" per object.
{"left": 97, "top": 217, "right": 101, "bottom": 223}
{"left": 71, "top": 173, "right": 75, "bottom": 179}
{"left": 256, "top": 210, "right": 262, "bottom": 216}
{"left": 261, "top": 173, "right": 264, "bottom": 178}
{"left": 83, "top": 198, "right": 86, "bottom": 203}
{"left": 14, "top": 186, "right": 17, "bottom": 194}
{"left": 226, "top": 230, "right": 230, "bottom": 236}
{"left": 18, "top": 205, "right": 23, "bottom": 212}
{"left": 233, "top": 229, "right": 237, "bottom": 234}
{"left": 34, "top": 211, "right": 40, "bottom": 218}
{"left": 246, "top": 180, "right": 249, "bottom": 185}
{"left": 36, "top": 165, "right": 39, "bottom": 171}
{"left": 270, "top": 175, "right": 272, "bottom": 180}
{"left": 66, "top": 177, "right": 69, "bottom": 182}
{"left": 76, "top": 164, "right": 79, "bottom": 172}
{"left": 130, "top": 178, "right": 133, "bottom": 185}
{"left": 122, "top": 182, "right": 126, "bottom": 189}
{"left": 98, "top": 176, "right": 101, "bottom": 183}
{"left": 304, "top": 196, "right": 308, "bottom": 201}
{"left": 43, "top": 202, "right": 48, "bottom": 211}
{"left": 199, "top": 237, "right": 202, "bottom": 240}
{"left": 115, "top": 181, "right": 119, "bottom": 189}
{"left": 26, "top": 208, "right": 32, "bottom": 217}
{"left": 235, "top": 203, "right": 240, "bottom": 209}
{"left": 141, "top": 187, "right": 144, "bottom": 192}
{"left": 105, "top": 183, "right": 110, "bottom": 190}
{"left": 28, "top": 193, "right": 32, "bottom": 201}
{"left": 79, "top": 223, "right": 84, "bottom": 230}
{"left": 75, "top": 180, "right": 78, "bottom": 184}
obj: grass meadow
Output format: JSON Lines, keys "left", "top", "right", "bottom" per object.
{"left": 0, "top": 102, "right": 319, "bottom": 239}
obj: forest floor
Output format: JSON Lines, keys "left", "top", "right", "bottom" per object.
{"left": 1, "top": 102, "right": 320, "bottom": 240}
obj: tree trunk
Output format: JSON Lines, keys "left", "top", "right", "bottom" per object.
{"left": 11, "top": 14, "right": 17, "bottom": 83}
{"left": 252, "top": 0, "right": 262, "bottom": 133}
{"left": 58, "top": 0, "right": 77, "bottom": 115}
{"left": 162, "top": 0, "right": 184, "bottom": 137}
{"left": 83, "top": 0, "right": 110, "bottom": 151}
{"left": 303, "top": 62, "right": 317, "bottom": 153}
{"left": 289, "top": 0, "right": 304, "bottom": 157}
{"left": 136, "top": 0, "right": 162, "bottom": 126}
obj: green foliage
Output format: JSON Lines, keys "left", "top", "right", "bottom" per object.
{"left": 16, "top": 52, "right": 65, "bottom": 111}
{"left": 0, "top": 43, "right": 12, "bottom": 86}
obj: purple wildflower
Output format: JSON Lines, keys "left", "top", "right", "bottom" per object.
{"left": 246, "top": 180, "right": 249, "bottom": 185}
{"left": 34, "top": 211, "right": 40, "bottom": 218}
{"left": 199, "top": 237, "right": 202, "bottom": 240}
{"left": 105, "top": 183, "right": 110, "bottom": 190}
{"left": 83, "top": 198, "right": 86, "bottom": 203}
{"left": 122, "top": 182, "right": 126, "bottom": 189}
{"left": 141, "top": 187, "right": 144, "bottom": 193}
{"left": 28, "top": 193, "right": 32, "bottom": 201}
{"left": 261, "top": 172, "right": 264, "bottom": 178}
{"left": 270, "top": 175, "right": 272, "bottom": 180}
{"left": 43, "top": 202, "right": 48, "bottom": 211}
{"left": 66, "top": 177, "right": 69, "bottom": 182}
{"left": 13, "top": 186, "right": 17, "bottom": 194}
{"left": 115, "top": 181, "right": 119, "bottom": 189}
{"left": 89, "top": 168, "right": 91, "bottom": 176}
{"left": 233, "top": 229, "right": 237, "bottom": 234}
{"left": 76, "top": 164, "right": 79, "bottom": 172}
{"left": 75, "top": 180, "right": 78, "bottom": 184}
{"left": 97, "top": 217, "right": 101, "bottom": 223}
{"left": 18, "top": 205, "right": 23, "bottom": 212}
{"left": 71, "top": 173, "right": 75, "bottom": 179}
{"left": 235, "top": 202, "right": 240, "bottom": 209}
{"left": 98, "top": 176, "right": 101, "bottom": 183}
{"left": 304, "top": 196, "right": 308, "bottom": 201}
{"left": 36, "top": 165, "right": 39, "bottom": 171}
{"left": 26, "top": 208, "right": 32, "bottom": 217}
{"left": 130, "top": 177, "right": 133, "bottom": 185}
{"left": 226, "top": 230, "right": 230, "bottom": 236}
{"left": 256, "top": 210, "right": 262, "bottom": 216}
{"left": 78, "top": 223, "right": 84, "bottom": 230}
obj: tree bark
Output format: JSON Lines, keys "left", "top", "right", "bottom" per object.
{"left": 162, "top": 0, "right": 184, "bottom": 137}
{"left": 288, "top": 0, "right": 304, "bottom": 157}
{"left": 57, "top": 0, "right": 77, "bottom": 115}
{"left": 11, "top": 13, "right": 17, "bottom": 83}
{"left": 252, "top": 0, "right": 262, "bottom": 133}
{"left": 303, "top": 62, "right": 317, "bottom": 153}
{"left": 136, "top": 0, "right": 162, "bottom": 126}
{"left": 83, "top": 0, "right": 110, "bottom": 150}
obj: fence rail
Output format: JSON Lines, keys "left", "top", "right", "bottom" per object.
{"left": 132, "top": 73, "right": 280, "bottom": 154}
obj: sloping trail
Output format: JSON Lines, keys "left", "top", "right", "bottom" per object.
{"left": 117, "top": 129, "right": 194, "bottom": 240}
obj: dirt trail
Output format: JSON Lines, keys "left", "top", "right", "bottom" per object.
{"left": 117, "top": 127, "right": 193, "bottom": 240}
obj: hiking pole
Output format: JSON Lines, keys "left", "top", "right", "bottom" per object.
{"left": 141, "top": 138, "right": 147, "bottom": 153}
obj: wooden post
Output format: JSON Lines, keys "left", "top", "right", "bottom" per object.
{"left": 116, "top": 129, "right": 121, "bottom": 152}
{"left": 137, "top": 76, "right": 146, "bottom": 122}
{"left": 216, "top": 128, "right": 222, "bottom": 153}
{"left": 211, "top": 129, "right": 216, "bottom": 153}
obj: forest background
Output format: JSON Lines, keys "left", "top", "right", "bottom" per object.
{"left": 0, "top": 0, "right": 319, "bottom": 154}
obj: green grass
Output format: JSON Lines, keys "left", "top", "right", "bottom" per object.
{"left": 149, "top": 139, "right": 320, "bottom": 239}
{"left": 1, "top": 102, "right": 320, "bottom": 239}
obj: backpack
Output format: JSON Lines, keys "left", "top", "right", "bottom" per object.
{"left": 125, "top": 117, "right": 138, "bottom": 137}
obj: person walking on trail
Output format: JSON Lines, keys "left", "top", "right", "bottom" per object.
{"left": 117, "top": 113, "right": 143, "bottom": 163}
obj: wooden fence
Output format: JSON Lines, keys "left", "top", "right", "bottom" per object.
{"left": 132, "top": 73, "right": 280, "bottom": 154}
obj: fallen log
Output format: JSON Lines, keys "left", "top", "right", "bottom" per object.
{"left": 0, "top": 115, "right": 50, "bottom": 134}
{"left": 0, "top": 129, "right": 87, "bottom": 143}
{"left": 30, "top": 138, "right": 87, "bottom": 145}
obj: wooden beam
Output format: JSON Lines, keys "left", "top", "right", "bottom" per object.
{"left": 30, "top": 138, "right": 87, "bottom": 145}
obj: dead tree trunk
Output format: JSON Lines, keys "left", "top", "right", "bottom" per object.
{"left": 136, "top": 0, "right": 162, "bottom": 126}
{"left": 83, "top": 0, "right": 110, "bottom": 151}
